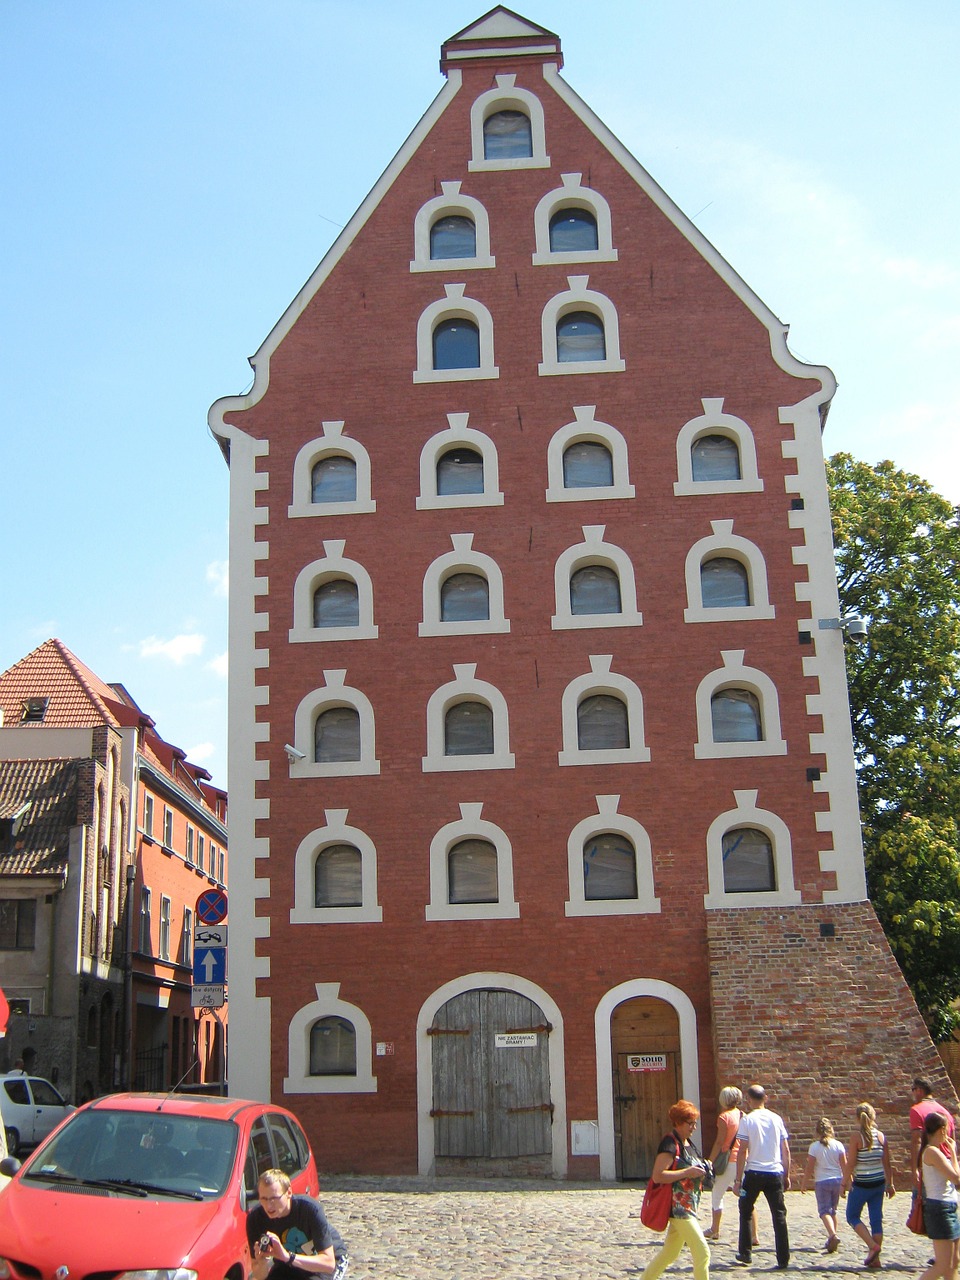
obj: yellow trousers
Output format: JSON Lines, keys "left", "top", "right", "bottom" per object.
{"left": 641, "top": 1215, "right": 710, "bottom": 1280}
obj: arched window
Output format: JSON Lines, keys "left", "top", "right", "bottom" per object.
{"left": 557, "top": 311, "right": 605, "bottom": 363}
{"left": 692, "top": 434, "right": 741, "bottom": 483}
{"left": 448, "top": 839, "right": 499, "bottom": 904}
{"left": 577, "top": 694, "right": 629, "bottom": 751}
{"left": 722, "top": 827, "right": 775, "bottom": 893}
{"left": 583, "top": 832, "right": 638, "bottom": 901}
{"left": 433, "top": 318, "right": 481, "bottom": 370}
{"left": 484, "top": 109, "right": 532, "bottom": 160}
{"left": 309, "top": 1016, "right": 357, "bottom": 1076}
{"left": 440, "top": 572, "right": 489, "bottom": 623}
{"left": 437, "top": 447, "right": 484, "bottom": 496}
{"left": 314, "top": 707, "right": 361, "bottom": 763}
{"left": 701, "top": 557, "right": 749, "bottom": 609}
{"left": 571, "top": 564, "right": 621, "bottom": 615}
{"left": 313, "top": 579, "right": 360, "bottom": 629}
{"left": 444, "top": 701, "right": 494, "bottom": 756}
{"left": 314, "top": 844, "right": 363, "bottom": 908}
{"left": 430, "top": 214, "right": 477, "bottom": 260}
{"left": 311, "top": 456, "right": 357, "bottom": 503}
{"left": 563, "top": 440, "right": 614, "bottom": 489}
{"left": 711, "top": 689, "right": 761, "bottom": 742}
{"left": 550, "top": 208, "right": 598, "bottom": 253}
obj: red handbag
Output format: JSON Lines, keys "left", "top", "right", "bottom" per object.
{"left": 641, "top": 1140, "right": 678, "bottom": 1231}
{"left": 907, "top": 1191, "right": 926, "bottom": 1236}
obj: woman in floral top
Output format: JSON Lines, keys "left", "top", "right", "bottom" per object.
{"left": 641, "top": 1099, "right": 711, "bottom": 1280}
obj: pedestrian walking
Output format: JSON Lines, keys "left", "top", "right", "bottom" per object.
{"left": 732, "top": 1083, "right": 791, "bottom": 1269}
{"left": 800, "top": 1117, "right": 845, "bottom": 1253}
{"left": 919, "top": 1111, "right": 960, "bottom": 1280}
{"left": 706, "top": 1086, "right": 758, "bottom": 1246}
{"left": 841, "top": 1101, "right": 895, "bottom": 1269}
{"left": 911, "top": 1078, "right": 957, "bottom": 1177}
{"left": 640, "top": 1099, "right": 711, "bottom": 1280}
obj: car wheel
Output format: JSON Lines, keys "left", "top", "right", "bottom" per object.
{"left": 5, "top": 1128, "right": 18, "bottom": 1156}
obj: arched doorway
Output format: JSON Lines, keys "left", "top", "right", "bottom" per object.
{"left": 611, "top": 996, "right": 681, "bottom": 1179}
{"left": 429, "top": 987, "right": 553, "bottom": 1176}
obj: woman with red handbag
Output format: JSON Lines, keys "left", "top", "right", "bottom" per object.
{"left": 918, "top": 1111, "right": 960, "bottom": 1280}
{"left": 641, "top": 1099, "right": 711, "bottom": 1280}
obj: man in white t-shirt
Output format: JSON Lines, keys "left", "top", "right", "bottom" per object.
{"left": 733, "top": 1083, "right": 791, "bottom": 1268}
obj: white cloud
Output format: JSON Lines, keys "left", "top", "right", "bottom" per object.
{"left": 186, "top": 741, "right": 215, "bottom": 764}
{"left": 207, "top": 651, "right": 228, "bottom": 678}
{"left": 206, "top": 560, "right": 229, "bottom": 598}
{"left": 139, "top": 633, "right": 205, "bottom": 664}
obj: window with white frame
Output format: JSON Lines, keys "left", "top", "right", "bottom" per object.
{"left": 143, "top": 794, "right": 154, "bottom": 838}
{"left": 284, "top": 982, "right": 377, "bottom": 1094}
{"left": 426, "top": 802, "right": 519, "bottom": 921}
{"left": 468, "top": 75, "right": 549, "bottom": 172}
{"left": 288, "top": 421, "right": 376, "bottom": 518}
{"left": 559, "top": 655, "right": 651, "bottom": 766}
{"left": 703, "top": 789, "right": 801, "bottom": 909}
{"left": 552, "top": 525, "right": 643, "bottom": 631}
{"left": 185, "top": 826, "right": 195, "bottom": 867}
{"left": 197, "top": 832, "right": 205, "bottom": 874}
{"left": 162, "top": 807, "right": 174, "bottom": 850}
{"left": 291, "top": 809, "right": 383, "bottom": 924}
{"left": 683, "top": 520, "right": 775, "bottom": 623}
{"left": 674, "top": 398, "right": 764, "bottom": 495}
{"left": 180, "top": 906, "right": 193, "bottom": 966}
{"left": 218, "top": 847, "right": 225, "bottom": 883}
{"left": 410, "top": 182, "right": 495, "bottom": 272}
{"left": 139, "top": 887, "right": 152, "bottom": 954}
{"left": 539, "top": 277, "right": 625, "bottom": 377}
{"left": 416, "top": 413, "right": 504, "bottom": 510}
{"left": 420, "top": 533, "right": 509, "bottom": 636}
{"left": 159, "top": 895, "right": 171, "bottom": 961}
{"left": 423, "top": 664, "right": 515, "bottom": 773}
{"left": 565, "top": 795, "right": 660, "bottom": 917}
{"left": 289, "top": 671, "right": 380, "bottom": 778}
{"left": 694, "top": 650, "right": 787, "bottom": 759}
{"left": 289, "top": 540, "right": 378, "bottom": 643}
{"left": 545, "top": 405, "right": 634, "bottom": 503}
{"left": 414, "top": 285, "right": 499, "bottom": 383}
{"left": 532, "top": 173, "right": 618, "bottom": 265}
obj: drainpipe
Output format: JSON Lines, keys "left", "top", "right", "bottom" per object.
{"left": 123, "top": 861, "right": 137, "bottom": 1088}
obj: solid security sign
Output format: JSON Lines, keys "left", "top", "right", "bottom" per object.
{"left": 194, "top": 946, "right": 226, "bottom": 986}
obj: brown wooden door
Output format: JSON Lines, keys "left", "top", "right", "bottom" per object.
{"left": 616, "top": 1051, "right": 680, "bottom": 1179}
{"left": 431, "top": 989, "right": 551, "bottom": 1159}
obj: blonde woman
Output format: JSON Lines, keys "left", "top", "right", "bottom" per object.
{"left": 641, "top": 1099, "right": 710, "bottom": 1280}
{"left": 706, "top": 1087, "right": 758, "bottom": 1245}
{"left": 841, "top": 1102, "right": 895, "bottom": 1268}
{"left": 801, "top": 1117, "right": 845, "bottom": 1252}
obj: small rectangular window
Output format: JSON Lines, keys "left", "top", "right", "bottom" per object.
{"left": 181, "top": 906, "right": 193, "bottom": 966}
{"left": 163, "top": 808, "right": 174, "bottom": 849}
{"left": 139, "top": 887, "right": 152, "bottom": 954}
{"left": 143, "top": 795, "right": 154, "bottom": 837}
{"left": 159, "top": 896, "right": 172, "bottom": 960}
{"left": 0, "top": 899, "right": 37, "bottom": 950}
{"left": 186, "top": 826, "right": 195, "bottom": 866}
{"left": 198, "top": 833, "right": 206, "bottom": 874}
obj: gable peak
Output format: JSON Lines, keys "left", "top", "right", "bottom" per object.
{"left": 441, "top": 7, "right": 562, "bottom": 74}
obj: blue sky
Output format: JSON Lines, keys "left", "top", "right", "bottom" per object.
{"left": 2, "top": 1, "right": 956, "bottom": 788}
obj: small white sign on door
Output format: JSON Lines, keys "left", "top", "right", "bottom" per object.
{"left": 627, "top": 1053, "right": 667, "bottom": 1072}
{"left": 495, "top": 1032, "right": 538, "bottom": 1048}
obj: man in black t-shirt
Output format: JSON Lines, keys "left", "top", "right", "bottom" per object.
{"left": 247, "top": 1168, "right": 348, "bottom": 1280}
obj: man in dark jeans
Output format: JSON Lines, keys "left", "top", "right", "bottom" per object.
{"left": 732, "top": 1084, "right": 791, "bottom": 1268}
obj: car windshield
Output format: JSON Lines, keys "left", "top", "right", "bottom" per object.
{"left": 21, "top": 1108, "right": 239, "bottom": 1198}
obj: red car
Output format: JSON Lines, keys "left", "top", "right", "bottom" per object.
{"left": 0, "top": 1092, "right": 320, "bottom": 1280}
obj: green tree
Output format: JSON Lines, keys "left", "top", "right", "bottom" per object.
{"left": 827, "top": 453, "right": 960, "bottom": 1038}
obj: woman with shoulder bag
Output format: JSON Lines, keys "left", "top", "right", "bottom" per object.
{"left": 641, "top": 1099, "right": 710, "bottom": 1280}
{"left": 919, "top": 1110, "right": 960, "bottom": 1280}
{"left": 706, "top": 1087, "right": 758, "bottom": 1245}
{"left": 841, "top": 1101, "right": 895, "bottom": 1268}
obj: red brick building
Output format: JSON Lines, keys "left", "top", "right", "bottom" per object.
{"left": 0, "top": 640, "right": 227, "bottom": 1100}
{"left": 211, "top": 9, "right": 949, "bottom": 1178}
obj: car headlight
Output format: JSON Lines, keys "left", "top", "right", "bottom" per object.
{"left": 0, "top": 1258, "right": 11, "bottom": 1280}
{"left": 118, "top": 1272, "right": 198, "bottom": 1280}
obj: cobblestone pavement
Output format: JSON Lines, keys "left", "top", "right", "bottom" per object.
{"left": 320, "top": 1177, "right": 927, "bottom": 1280}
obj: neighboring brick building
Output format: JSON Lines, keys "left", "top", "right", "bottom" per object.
{"left": 0, "top": 640, "right": 227, "bottom": 1101}
{"left": 210, "top": 8, "right": 950, "bottom": 1178}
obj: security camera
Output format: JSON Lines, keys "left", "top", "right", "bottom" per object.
{"left": 284, "top": 744, "right": 306, "bottom": 761}
{"left": 842, "top": 613, "right": 868, "bottom": 644}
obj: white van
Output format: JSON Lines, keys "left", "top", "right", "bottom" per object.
{"left": 0, "top": 1073, "right": 74, "bottom": 1154}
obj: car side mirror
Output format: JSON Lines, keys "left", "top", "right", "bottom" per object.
{"left": 0, "top": 1156, "right": 21, "bottom": 1177}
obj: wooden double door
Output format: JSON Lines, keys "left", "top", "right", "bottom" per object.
{"left": 430, "top": 988, "right": 552, "bottom": 1165}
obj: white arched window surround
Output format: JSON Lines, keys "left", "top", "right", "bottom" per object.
{"left": 416, "top": 413, "right": 504, "bottom": 510}
{"left": 410, "top": 181, "right": 495, "bottom": 272}
{"left": 416, "top": 973, "right": 567, "bottom": 1177}
{"left": 694, "top": 649, "right": 787, "bottom": 759}
{"left": 423, "top": 663, "right": 515, "bottom": 773}
{"left": 290, "top": 809, "right": 382, "bottom": 925}
{"left": 559, "top": 655, "right": 651, "bottom": 766}
{"left": 414, "top": 284, "right": 499, "bottom": 384}
{"left": 288, "top": 421, "right": 376, "bottom": 517}
{"left": 545, "top": 405, "right": 634, "bottom": 503}
{"left": 288, "top": 539, "right": 378, "bottom": 643}
{"left": 468, "top": 75, "right": 550, "bottom": 172}
{"left": 683, "top": 520, "right": 775, "bottom": 623}
{"left": 674, "top": 397, "right": 764, "bottom": 495}
{"left": 419, "top": 533, "right": 510, "bottom": 636}
{"left": 703, "top": 789, "right": 801, "bottom": 909}
{"left": 532, "top": 173, "right": 618, "bottom": 266}
{"left": 539, "top": 276, "right": 626, "bottom": 377}
{"left": 553, "top": 525, "right": 643, "bottom": 631}
{"left": 290, "top": 670, "right": 380, "bottom": 778}
{"left": 283, "top": 981, "right": 377, "bottom": 1095}
{"left": 594, "top": 981, "right": 699, "bottom": 1179}
{"left": 426, "top": 802, "right": 519, "bottom": 922}
{"left": 566, "top": 794, "right": 660, "bottom": 918}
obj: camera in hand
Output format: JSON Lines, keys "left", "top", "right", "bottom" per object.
{"left": 259, "top": 1236, "right": 272, "bottom": 1253}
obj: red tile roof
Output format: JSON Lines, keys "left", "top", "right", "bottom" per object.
{"left": 0, "top": 639, "right": 122, "bottom": 729}
{"left": 0, "top": 757, "right": 80, "bottom": 878}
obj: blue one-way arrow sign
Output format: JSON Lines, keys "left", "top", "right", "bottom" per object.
{"left": 194, "top": 946, "right": 226, "bottom": 986}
